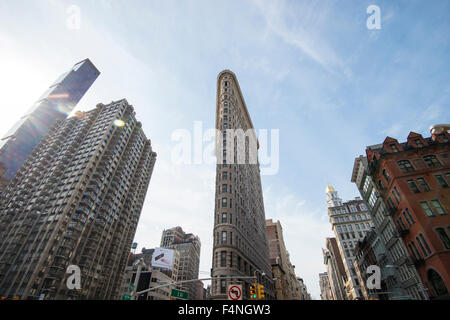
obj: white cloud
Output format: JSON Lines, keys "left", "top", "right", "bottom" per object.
{"left": 251, "top": 0, "right": 352, "bottom": 78}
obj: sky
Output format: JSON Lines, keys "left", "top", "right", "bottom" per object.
{"left": 1, "top": 0, "right": 449, "bottom": 299}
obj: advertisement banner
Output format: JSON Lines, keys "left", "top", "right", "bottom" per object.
{"left": 151, "top": 247, "right": 174, "bottom": 270}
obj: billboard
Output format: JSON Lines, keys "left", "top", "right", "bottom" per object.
{"left": 151, "top": 247, "right": 175, "bottom": 270}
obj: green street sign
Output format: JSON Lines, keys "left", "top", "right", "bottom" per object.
{"left": 129, "top": 283, "right": 135, "bottom": 291}
{"left": 170, "top": 289, "right": 189, "bottom": 300}
{"left": 122, "top": 294, "right": 131, "bottom": 300}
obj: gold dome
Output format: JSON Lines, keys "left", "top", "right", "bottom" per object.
{"left": 326, "top": 185, "right": 335, "bottom": 193}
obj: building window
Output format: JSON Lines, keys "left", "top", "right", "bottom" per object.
{"left": 369, "top": 189, "right": 377, "bottom": 207}
{"left": 382, "top": 169, "right": 390, "bottom": 183}
{"left": 222, "top": 184, "right": 227, "bottom": 193}
{"left": 403, "top": 208, "right": 415, "bottom": 226}
{"left": 435, "top": 175, "right": 449, "bottom": 188}
{"left": 409, "top": 242, "right": 421, "bottom": 259}
{"left": 378, "top": 180, "right": 385, "bottom": 190}
{"left": 392, "top": 191, "right": 400, "bottom": 205}
{"left": 390, "top": 143, "right": 399, "bottom": 152}
{"left": 431, "top": 199, "right": 446, "bottom": 215}
{"left": 221, "top": 213, "right": 227, "bottom": 223}
{"left": 393, "top": 186, "right": 402, "bottom": 201}
{"left": 363, "top": 177, "right": 371, "bottom": 193}
{"left": 222, "top": 231, "right": 227, "bottom": 244}
{"left": 415, "top": 139, "right": 424, "bottom": 147}
{"left": 222, "top": 172, "right": 228, "bottom": 180}
{"left": 423, "top": 155, "right": 442, "bottom": 168}
{"left": 417, "top": 177, "right": 431, "bottom": 191}
{"left": 417, "top": 234, "right": 432, "bottom": 256}
{"left": 407, "top": 180, "right": 420, "bottom": 193}
{"left": 222, "top": 198, "right": 227, "bottom": 207}
{"left": 220, "top": 251, "right": 226, "bottom": 267}
{"left": 420, "top": 201, "right": 435, "bottom": 217}
{"left": 435, "top": 228, "right": 450, "bottom": 250}
{"left": 397, "top": 217, "right": 407, "bottom": 230}
{"left": 397, "top": 160, "right": 415, "bottom": 173}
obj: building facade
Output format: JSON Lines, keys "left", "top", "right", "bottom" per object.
{"left": 196, "top": 280, "right": 205, "bottom": 300}
{"left": 0, "top": 59, "right": 100, "bottom": 189}
{"left": 297, "top": 278, "right": 312, "bottom": 300}
{"left": 365, "top": 131, "right": 450, "bottom": 299}
{"left": 323, "top": 237, "right": 347, "bottom": 300}
{"left": 266, "top": 219, "right": 299, "bottom": 300}
{"left": 319, "top": 272, "right": 332, "bottom": 300}
{"left": 211, "top": 70, "right": 274, "bottom": 300}
{"left": 326, "top": 186, "right": 375, "bottom": 299}
{"left": 352, "top": 155, "right": 425, "bottom": 299}
{"left": 0, "top": 99, "right": 156, "bottom": 299}
{"left": 161, "top": 226, "right": 201, "bottom": 300}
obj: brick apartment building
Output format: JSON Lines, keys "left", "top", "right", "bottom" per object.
{"left": 366, "top": 131, "right": 450, "bottom": 299}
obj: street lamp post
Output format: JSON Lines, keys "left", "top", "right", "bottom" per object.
{"left": 130, "top": 258, "right": 146, "bottom": 300}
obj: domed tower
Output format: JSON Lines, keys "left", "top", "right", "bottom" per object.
{"left": 325, "top": 185, "right": 342, "bottom": 208}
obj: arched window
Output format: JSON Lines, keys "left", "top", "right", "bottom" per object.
{"left": 436, "top": 228, "right": 450, "bottom": 250}
{"left": 427, "top": 269, "right": 448, "bottom": 297}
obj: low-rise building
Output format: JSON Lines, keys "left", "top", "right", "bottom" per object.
{"left": 365, "top": 131, "right": 449, "bottom": 299}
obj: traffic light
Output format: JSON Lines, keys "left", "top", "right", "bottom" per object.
{"left": 250, "top": 284, "right": 257, "bottom": 300}
{"left": 257, "top": 284, "right": 265, "bottom": 299}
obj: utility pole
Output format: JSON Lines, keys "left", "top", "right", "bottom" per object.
{"left": 131, "top": 258, "right": 146, "bottom": 300}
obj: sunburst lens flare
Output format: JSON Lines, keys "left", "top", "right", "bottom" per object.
{"left": 56, "top": 105, "right": 71, "bottom": 116}
{"left": 113, "top": 119, "right": 125, "bottom": 128}
{"left": 48, "top": 93, "right": 70, "bottom": 99}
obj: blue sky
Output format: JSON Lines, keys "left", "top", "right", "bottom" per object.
{"left": 1, "top": 0, "right": 449, "bottom": 299}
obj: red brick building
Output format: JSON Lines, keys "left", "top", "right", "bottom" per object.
{"left": 366, "top": 131, "right": 450, "bottom": 299}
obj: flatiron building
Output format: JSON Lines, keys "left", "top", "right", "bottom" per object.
{"left": 210, "top": 70, "right": 274, "bottom": 300}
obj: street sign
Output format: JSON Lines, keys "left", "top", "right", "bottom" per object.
{"left": 122, "top": 294, "right": 131, "bottom": 300}
{"left": 170, "top": 289, "right": 189, "bottom": 300}
{"left": 129, "top": 283, "right": 135, "bottom": 291}
{"left": 228, "top": 285, "right": 242, "bottom": 300}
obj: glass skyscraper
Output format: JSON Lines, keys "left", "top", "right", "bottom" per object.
{"left": 0, "top": 59, "right": 100, "bottom": 187}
